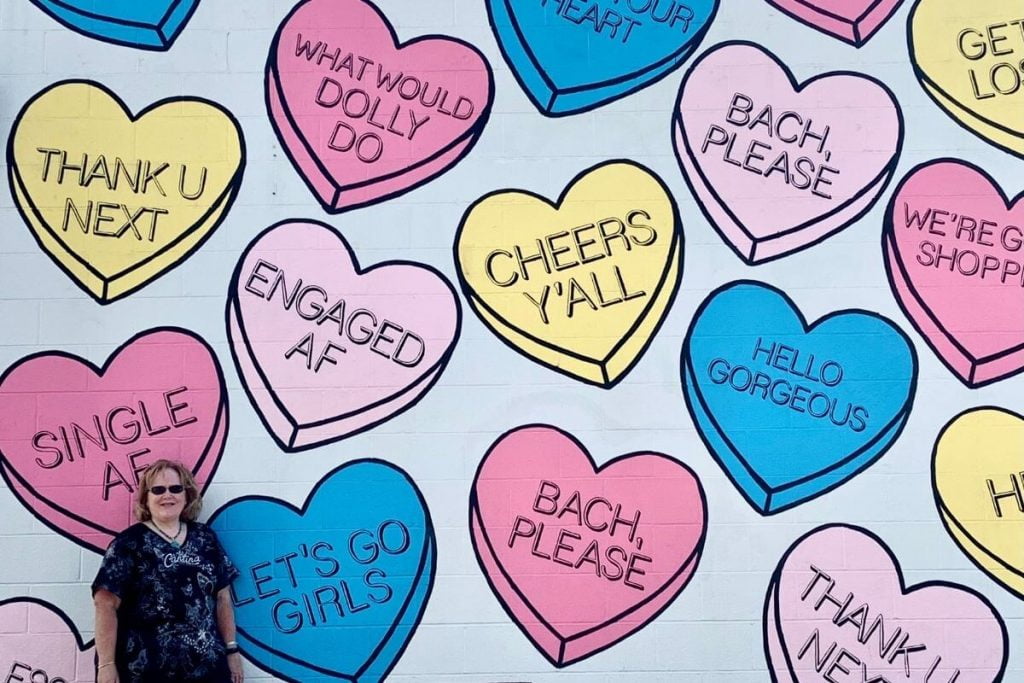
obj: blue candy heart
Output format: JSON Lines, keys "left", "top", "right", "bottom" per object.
{"left": 28, "top": 0, "right": 199, "bottom": 50}
{"left": 487, "top": 0, "right": 719, "bottom": 116}
{"left": 208, "top": 460, "right": 435, "bottom": 683}
{"left": 682, "top": 281, "right": 917, "bottom": 515}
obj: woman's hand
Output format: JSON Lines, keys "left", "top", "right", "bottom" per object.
{"left": 228, "top": 652, "right": 244, "bottom": 683}
{"left": 97, "top": 664, "right": 119, "bottom": 683}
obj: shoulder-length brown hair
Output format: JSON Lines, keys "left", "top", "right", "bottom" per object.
{"left": 134, "top": 459, "right": 202, "bottom": 522}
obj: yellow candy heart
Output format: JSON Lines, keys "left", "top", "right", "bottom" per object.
{"left": 8, "top": 80, "right": 245, "bottom": 302}
{"left": 455, "top": 160, "right": 682, "bottom": 387}
{"left": 933, "top": 407, "right": 1024, "bottom": 598}
{"left": 910, "top": 0, "right": 1024, "bottom": 157}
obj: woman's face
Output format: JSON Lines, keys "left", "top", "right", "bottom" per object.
{"left": 146, "top": 468, "right": 186, "bottom": 525}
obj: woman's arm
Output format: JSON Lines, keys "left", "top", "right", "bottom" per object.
{"left": 216, "top": 587, "right": 243, "bottom": 682}
{"left": 93, "top": 589, "right": 120, "bottom": 683}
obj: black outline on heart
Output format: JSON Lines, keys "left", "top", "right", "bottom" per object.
{"left": 486, "top": 0, "right": 720, "bottom": 117}
{"left": 882, "top": 158, "right": 1024, "bottom": 388}
{"left": 453, "top": 159, "right": 684, "bottom": 389}
{"left": 762, "top": 523, "right": 1009, "bottom": 682}
{"left": 932, "top": 406, "right": 1024, "bottom": 600}
{"left": 763, "top": 0, "right": 903, "bottom": 47}
{"left": 226, "top": 218, "right": 462, "bottom": 452}
{"left": 206, "top": 458, "right": 436, "bottom": 683}
{"left": 6, "top": 79, "right": 246, "bottom": 305}
{"left": 672, "top": 40, "right": 904, "bottom": 265}
{"left": 468, "top": 423, "right": 708, "bottom": 668}
{"left": 0, "top": 596, "right": 96, "bottom": 672}
{"left": 27, "top": 0, "right": 199, "bottom": 51}
{"left": 0, "top": 326, "right": 229, "bottom": 554}
{"left": 907, "top": 0, "right": 1024, "bottom": 160}
{"left": 681, "top": 280, "right": 918, "bottom": 515}
{"left": 265, "top": 0, "right": 495, "bottom": 213}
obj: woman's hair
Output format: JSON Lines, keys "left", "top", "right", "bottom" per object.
{"left": 134, "top": 459, "right": 202, "bottom": 522}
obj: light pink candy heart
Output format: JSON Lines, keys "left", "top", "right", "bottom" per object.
{"left": 227, "top": 219, "right": 460, "bottom": 451}
{"left": 884, "top": 159, "right": 1024, "bottom": 387}
{"left": 0, "top": 328, "right": 226, "bottom": 553}
{"left": 674, "top": 41, "right": 902, "bottom": 264}
{"left": 0, "top": 598, "right": 95, "bottom": 682}
{"left": 267, "top": 0, "right": 493, "bottom": 212}
{"left": 764, "top": 0, "right": 903, "bottom": 46}
{"left": 470, "top": 425, "right": 707, "bottom": 667}
{"left": 765, "top": 524, "right": 1007, "bottom": 682}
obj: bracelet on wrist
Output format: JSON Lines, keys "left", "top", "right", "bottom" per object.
{"left": 98, "top": 662, "right": 115, "bottom": 670}
{"left": 225, "top": 645, "right": 240, "bottom": 654}
{"left": 225, "top": 640, "right": 237, "bottom": 647}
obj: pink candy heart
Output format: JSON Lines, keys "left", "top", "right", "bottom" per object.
{"left": 764, "top": 0, "right": 903, "bottom": 46}
{"left": 674, "top": 41, "right": 902, "bottom": 264}
{"left": 470, "top": 425, "right": 707, "bottom": 667}
{"left": 227, "top": 219, "right": 460, "bottom": 451}
{"left": 0, "top": 328, "right": 227, "bottom": 553}
{"left": 884, "top": 159, "right": 1024, "bottom": 386}
{"left": 765, "top": 524, "right": 1007, "bottom": 682}
{"left": 267, "top": 0, "right": 493, "bottom": 212}
{"left": 0, "top": 598, "right": 95, "bottom": 683}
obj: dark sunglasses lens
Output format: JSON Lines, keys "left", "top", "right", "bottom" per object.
{"left": 150, "top": 485, "right": 184, "bottom": 495}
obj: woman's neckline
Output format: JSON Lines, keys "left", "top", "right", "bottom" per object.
{"left": 143, "top": 520, "right": 190, "bottom": 549}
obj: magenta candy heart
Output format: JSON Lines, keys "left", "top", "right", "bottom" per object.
{"left": 227, "top": 219, "right": 460, "bottom": 451}
{"left": 267, "top": 0, "right": 493, "bottom": 212}
{"left": 0, "top": 598, "right": 94, "bottom": 682}
{"left": 765, "top": 524, "right": 1007, "bottom": 682}
{"left": 764, "top": 0, "right": 903, "bottom": 46}
{"left": 884, "top": 159, "right": 1024, "bottom": 386}
{"left": 674, "top": 41, "right": 902, "bottom": 263}
{"left": 470, "top": 425, "right": 707, "bottom": 667}
{"left": 0, "top": 328, "right": 227, "bottom": 553}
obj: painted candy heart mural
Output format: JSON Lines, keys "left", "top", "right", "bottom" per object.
{"left": 227, "top": 219, "right": 460, "bottom": 451}
{"left": 674, "top": 41, "right": 902, "bottom": 264}
{"left": 909, "top": 0, "right": 1024, "bottom": 157}
{"left": 764, "top": 524, "right": 1008, "bottom": 682}
{"left": 470, "top": 424, "right": 707, "bottom": 666}
{"left": 884, "top": 159, "right": 1024, "bottom": 386}
{"left": 933, "top": 407, "right": 1024, "bottom": 599}
{"left": 267, "top": 0, "right": 494, "bottom": 212}
{"left": 27, "top": 0, "right": 200, "bottom": 50}
{"left": 0, "top": 328, "right": 227, "bottom": 553}
{"left": 682, "top": 281, "right": 917, "bottom": 514}
{"left": 209, "top": 459, "right": 435, "bottom": 683}
{"left": 764, "top": 0, "right": 903, "bottom": 46}
{"left": 455, "top": 160, "right": 683, "bottom": 387}
{"left": 7, "top": 80, "right": 245, "bottom": 304}
{"left": 0, "top": 597, "right": 95, "bottom": 683}
{"left": 487, "top": 0, "right": 719, "bottom": 116}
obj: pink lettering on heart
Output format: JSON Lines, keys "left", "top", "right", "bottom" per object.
{"left": 0, "top": 328, "right": 227, "bottom": 553}
{"left": 674, "top": 41, "right": 902, "bottom": 264}
{"left": 227, "top": 219, "right": 460, "bottom": 451}
{"left": 764, "top": 0, "right": 903, "bottom": 46}
{"left": 884, "top": 159, "right": 1024, "bottom": 386}
{"left": 0, "top": 598, "right": 95, "bottom": 683}
{"left": 765, "top": 524, "right": 1008, "bottom": 682}
{"left": 470, "top": 424, "right": 707, "bottom": 667}
{"left": 267, "top": 0, "right": 494, "bottom": 212}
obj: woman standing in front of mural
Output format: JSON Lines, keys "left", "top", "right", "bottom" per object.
{"left": 92, "top": 460, "right": 244, "bottom": 683}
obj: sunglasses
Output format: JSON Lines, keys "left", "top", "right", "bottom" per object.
{"left": 149, "top": 485, "right": 185, "bottom": 495}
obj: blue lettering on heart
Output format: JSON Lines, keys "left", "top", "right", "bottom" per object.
{"left": 28, "top": 0, "right": 199, "bottom": 50}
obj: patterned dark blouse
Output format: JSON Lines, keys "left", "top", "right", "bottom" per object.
{"left": 92, "top": 522, "right": 240, "bottom": 683}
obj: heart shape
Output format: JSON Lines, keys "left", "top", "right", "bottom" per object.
{"left": 455, "top": 160, "right": 683, "bottom": 387}
{"left": 909, "top": 0, "right": 1024, "bottom": 158}
{"left": 764, "top": 0, "right": 903, "bottom": 46}
{"left": 266, "top": 0, "right": 493, "bottom": 212}
{"left": 208, "top": 459, "right": 435, "bottom": 683}
{"left": 933, "top": 407, "right": 1024, "bottom": 599}
{"left": 486, "top": 0, "right": 719, "bottom": 116}
{"left": 0, "top": 597, "right": 95, "bottom": 682}
{"left": 227, "top": 219, "right": 460, "bottom": 451}
{"left": 673, "top": 41, "right": 902, "bottom": 264}
{"left": 27, "top": 0, "right": 199, "bottom": 50}
{"left": 682, "top": 281, "right": 917, "bottom": 515}
{"left": 883, "top": 159, "right": 1024, "bottom": 386}
{"left": 764, "top": 524, "right": 1008, "bottom": 682}
{"left": 0, "top": 327, "right": 227, "bottom": 554}
{"left": 470, "top": 424, "right": 706, "bottom": 667}
{"left": 7, "top": 80, "right": 244, "bottom": 304}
